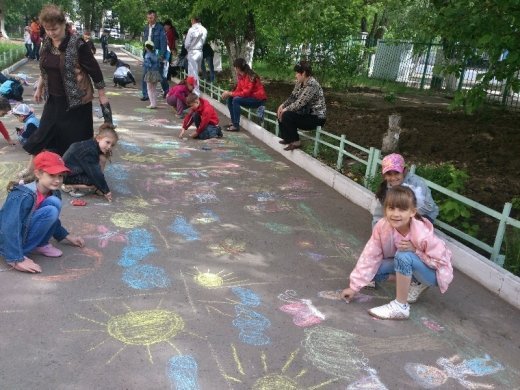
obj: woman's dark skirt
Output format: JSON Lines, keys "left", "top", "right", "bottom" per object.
{"left": 23, "top": 95, "right": 93, "bottom": 156}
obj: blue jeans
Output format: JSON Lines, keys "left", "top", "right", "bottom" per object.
{"left": 23, "top": 196, "right": 62, "bottom": 255}
{"left": 374, "top": 251, "right": 438, "bottom": 286}
{"left": 227, "top": 97, "right": 265, "bottom": 128}
{"left": 192, "top": 113, "right": 222, "bottom": 139}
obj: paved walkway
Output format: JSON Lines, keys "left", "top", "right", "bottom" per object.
{"left": 0, "top": 49, "right": 519, "bottom": 389}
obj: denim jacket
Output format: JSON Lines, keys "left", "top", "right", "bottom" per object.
{"left": 0, "top": 182, "right": 68, "bottom": 262}
{"left": 142, "top": 23, "right": 167, "bottom": 60}
{"left": 63, "top": 139, "right": 110, "bottom": 194}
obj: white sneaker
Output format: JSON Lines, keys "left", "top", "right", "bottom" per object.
{"left": 407, "top": 282, "right": 429, "bottom": 304}
{"left": 368, "top": 300, "right": 409, "bottom": 320}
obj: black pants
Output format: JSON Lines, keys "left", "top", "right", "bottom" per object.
{"left": 279, "top": 111, "right": 326, "bottom": 143}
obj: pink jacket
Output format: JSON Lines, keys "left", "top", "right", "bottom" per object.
{"left": 349, "top": 217, "right": 453, "bottom": 293}
{"left": 166, "top": 84, "right": 190, "bottom": 103}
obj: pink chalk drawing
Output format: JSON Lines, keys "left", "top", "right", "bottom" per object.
{"left": 85, "top": 225, "right": 127, "bottom": 248}
{"left": 278, "top": 290, "right": 325, "bottom": 327}
{"left": 421, "top": 317, "right": 445, "bottom": 332}
{"left": 318, "top": 290, "right": 374, "bottom": 303}
{"left": 405, "top": 354, "right": 504, "bottom": 389}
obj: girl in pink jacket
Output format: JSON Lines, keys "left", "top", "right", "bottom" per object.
{"left": 342, "top": 186, "right": 453, "bottom": 320}
{"left": 166, "top": 76, "right": 196, "bottom": 117}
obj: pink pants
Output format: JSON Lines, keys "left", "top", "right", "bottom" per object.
{"left": 166, "top": 95, "right": 187, "bottom": 115}
{"left": 146, "top": 82, "right": 157, "bottom": 107}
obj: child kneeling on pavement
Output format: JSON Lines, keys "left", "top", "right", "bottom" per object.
{"left": 341, "top": 185, "right": 453, "bottom": 320}
{"left": 179, "top": 93, "right": 223, "bottom": 139}
{"left": 0, "top": 151, "right": 85, "bottom": 273}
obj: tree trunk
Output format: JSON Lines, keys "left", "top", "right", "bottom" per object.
{"left": 0, "top": 3, "right": 9, "bottom": 40}
{"left": 224, "top": 11, "right": 256, "bottom": 80}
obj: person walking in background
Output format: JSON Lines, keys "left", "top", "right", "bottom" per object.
{"left": 141, "top": 10, "right": 169, "bottom": 101}
{"left": 277, "top": 61, "right": 326, "bottom": 151}
{"left": 221, "top": 58, "right": 267, "bottom": 132}
{"left": 100, "top": 30, "right": 109, "bottom": 63}
{"left": 184, "top": 16, "right": 207, "bottom": 96}
{"left": 201, "top": 42, "right": 215, "bottom": 83}
{"left": 341, "top": 186, "right": 453, "bottom": 320}
{"left": 30, "top": 17, "right": 42, "bottom": 61}
{"left": 24, "top": 26, "right": 33, "bottom": 58}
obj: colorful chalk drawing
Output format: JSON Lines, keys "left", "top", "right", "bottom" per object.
{"left": 252, "top": 191, "right": 278, "bottom": 202}
{"left": 209, "top": 238, "right": 246, "bottom": 257}
{"left": 118, "top": 141, "right": 144, "bottom": 154}
{"left": 67, "top": 301, "right": 192, "bottom": 364}
{"left": 111, "top": 212, "right": 149, "bottom": 228}
{"left": 31, "top": 247, "right": 103, "bottom": 282}
{"left": 184, "top": 190, "right": 219, "bottom": 204}
{"left": 104, "top": 163, "right": 131, "bottom": 195}
{"left": 0, "top": 162, "right": 25, "bottom": 202}
{"left": 261, "top": 222, "right": 293, "bottom": 234}
{"left": 148, "top": 140, "right": 182, "bottom": 150}
{"left": 278, "top": 290, "right": 325, "bottom": 327}
{"left": 227, "top": 134, "right": 273, "bottom": 162}
{"left": 120, "top": 197, "right": 151, "bottom": 209}
{"left": 244, "top": 202, "right": 292, "bottom": 215}
{"left": 167, "top": 355, "right": 200, "bottom": 390}
{"left": 84, "top": 225, "right": 127, "bottom": 248}
{"left": 215, "top": 345, "right": 338, "bottom": 389}
{"left": 190, "top": 267, "right": 251, "bottom": 289}
{"left": 192, "top": 209, "right": 220, "bottom": 224}
{"left": 122, "top": 264, "right": 171, "bottom": 290}
{"left": 118, "top": 228, "right": 157, "bottom": 267}
{"left": 421, "top": 317, "right": 445, "bottom": 333}
{"left": 170, "top": 216, "right": 200, "bottom": 241}
{"left": 232, "top": 287, "right": 271, "bottom": 346}
{"left": 279, "top": 178, "right": 312, "bottom": 191}
{"left": 346, "top": 368, "right": 388, "bottom": 390}
{"left": 404, "top": 354, "right": 505, "bottom": 389}
{"left": 120, "top": 152, "right": 176, "bottom": 164}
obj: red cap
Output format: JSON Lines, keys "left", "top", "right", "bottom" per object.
{"left": 185, "top": 76, "right": 196, "bottom": 86}
{"left": 33, "top": 151, "right": 71, "bottom": 174}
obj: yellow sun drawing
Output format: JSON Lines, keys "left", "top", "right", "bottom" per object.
{"left": 214, "top": 344, "right": 337, "bottom": 389}
{"left": 110, "top": 212, "right": 149, "bottom": 228}
{"left": 189, "top": 267, "right": 250, "bottom": 289}
{"left": 65, "top": 300, "right": 201, "bottom": 364}
{"left": 120, "top": 197, "right": 151, "bottom": 209}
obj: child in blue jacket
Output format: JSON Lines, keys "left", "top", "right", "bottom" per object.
{"left": 12, "top": 103, "right": 40, "bottom": 145}
{"left": 0, "top": 151, "right": 85, "bottom": 273}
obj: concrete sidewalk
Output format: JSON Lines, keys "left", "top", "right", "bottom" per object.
{"left": 0, "top": 49, "right": 518, "bottom": 389}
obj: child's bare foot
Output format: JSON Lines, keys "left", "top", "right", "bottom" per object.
{"left": 11, "top": 257, "right": 42, "bottom": 273}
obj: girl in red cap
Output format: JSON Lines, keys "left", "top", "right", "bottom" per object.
{"left": 165, "top": 76, "right": 196, "bottom": 118}
{"left": 0, "top": 151, "right": 84, "bottom": 273}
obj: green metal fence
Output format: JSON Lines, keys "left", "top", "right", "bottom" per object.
{"left": 178, "top": 68, "right": 520, "bottom": 266}
{"left": 0, "top": 46, "right": 26, "bottom": 70}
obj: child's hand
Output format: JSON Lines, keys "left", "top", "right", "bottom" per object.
{"left": 191, "top": 132, "right": 198, "bottom": 139}
{"left": 65, "top": 235, "right": 85, "bottom": 248}
{"left": 341, "top": 288, "right": 356, "bottom": 303}
{"left": 6, "top": 138, "right": 16, "bottom": 145}
{"left": 11, "top": 257, "right": 42, "bottom": 273}
{"left": 104, "top": 192, "right": 112, "bottom": 202}
{"left": 397, "top": 239, "right": 416, "bottom": 252}
{"left": 179, "top": 128, "right": 186, "bottom": 138}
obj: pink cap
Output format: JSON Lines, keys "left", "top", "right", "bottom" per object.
{"left": 381, "top": 153, "right": 405, "bottom": 174}
{"left": 185, "top": 76, "right": 196, "bottom": 86}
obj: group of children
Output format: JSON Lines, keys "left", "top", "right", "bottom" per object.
{"left": 0, "top": 46, "right": 453, "bottom": 323}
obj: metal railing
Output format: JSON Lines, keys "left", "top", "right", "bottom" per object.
{"left": 0, "top": 46, "right": 26, "bottom": 70}
{"left": 181, "top": 69, "right": 519, "bottom": 266}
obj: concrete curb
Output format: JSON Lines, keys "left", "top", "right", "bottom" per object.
{"left": 204, "top": 92, "right": 520, "bottom": 310}
{"left": 1, "top": 57, "right": 29, "bottom": 75}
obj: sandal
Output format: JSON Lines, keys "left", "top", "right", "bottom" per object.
{"left": 284, "top": 143, "right": 301, "bottom": 151}
{"left": 61, "top": 184, "right": 74, "bottom": 193}
{"left": 225, "top": 126, "right": 239, "bottom": 132}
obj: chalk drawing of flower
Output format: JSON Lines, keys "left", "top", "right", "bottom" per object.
{"left": 86, "top": 225, "right": 128, "bottom": 248}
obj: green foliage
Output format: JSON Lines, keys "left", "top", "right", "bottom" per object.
{"left": 503, "top": 227, "right": 520, "bottom": 277}
{"left": 512, "top": 197, "right": 520, "bottom": 211}
{"left": 416, "top": 163, "right": 479, "bottom": 236}
{"left": 383, "top": 92, "right": 396, "bottom": 103}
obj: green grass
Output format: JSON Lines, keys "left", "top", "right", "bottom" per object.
{"left": 0, "top": 42, "right": 26, "bottom": 69}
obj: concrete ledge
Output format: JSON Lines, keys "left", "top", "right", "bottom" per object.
{"left": 205, "top": 92, "right": 520, "bottom": 310}
{"left": 2, "top": 57, "right": 29, "bottom": 75}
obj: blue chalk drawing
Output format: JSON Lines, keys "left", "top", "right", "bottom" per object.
{"left": 170, "top": 217, "right": 200, "bottom": 241}
{"left": 118, "top": 141, "right": 144, "bottom": 154}
{"left": 231, "top": 287, "right": 261, "bottom": 307}
{"left": 201, "top": 208, "right": 220, "bottom": 222}
{"left": 167, "top": 355, "right": 200, "bottom": 390}
{"left": 122, "top": 264, "right": 171, "bottom": 290}
{"left": 118, "top": 228, "right": 157, "bottom": 267}
{"left": 105, "top": 164, "right": 131, "bottom": 194}
{"left": 233, "top": 305, "right": 271, "bottom": 346}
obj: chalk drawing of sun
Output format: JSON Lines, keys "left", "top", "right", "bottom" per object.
{"left": 189, "top": 267, "right": 250, "bottom": 289}
{"left": 208, "top": 238, "right": 246, "bottom": 256}
{"left": 218, "top": 345, "right": 337, "bottom": 389}
{"left": 111, "top": 212, "right": 149, "bottom": 228}
{"left": 66, "top": 300, "right": 200, "bottom": 364}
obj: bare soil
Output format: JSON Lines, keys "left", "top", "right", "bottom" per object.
{"left": 262, "top": 80, "right": 520, "bottom": 217}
